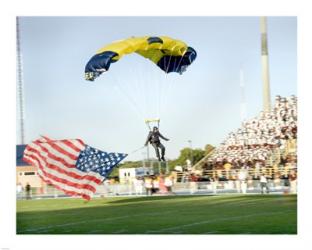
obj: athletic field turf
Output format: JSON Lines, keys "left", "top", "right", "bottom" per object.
{"left": 16, "top": 194, "right": 297, "bottom": 234}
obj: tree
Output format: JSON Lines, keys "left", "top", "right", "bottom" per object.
{"left": 110, "top": 144, "right": 215, "bottom": 176}
{"left": 173, "top": 147, "right": 206, "bottom": 167}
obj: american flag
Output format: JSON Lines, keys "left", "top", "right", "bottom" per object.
{"left": 23, "top": 136, "right": 127, "bottom": 200}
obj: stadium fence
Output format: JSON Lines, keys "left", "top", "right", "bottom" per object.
{"left": 16, "top": 178, "right": 297, "bottom": 200}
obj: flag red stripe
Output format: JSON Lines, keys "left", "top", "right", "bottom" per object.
{"left": 22, "top": 137, "right": 109, "bottom": 201}
{"left": 37, "top": 171, "right": 91, "bottom": 200}
{"left": 61, "top": 139, "right": 84, "bottom": 152}
{"left": 44, "top": 141, "right": 78, "bottom": 160}
{"left": 24, "top": 154, "right": 96, "bottom": 193}
{"left": 33, "top": 142, "right": 76, "bottom": 168}
{"left": 24, "top": 157, "right": 92, "bottom": 200}
{"left": 75, "top": 139, "right": 85, "bottom": 148}
{"left": 23, "top": 147, "right": 102, "bottom": 184}
{"left": 40, "top": 135, "right": 53, "bottom": 141}
{"left": 39, "top": 136, "right": 85, "bottom": 150}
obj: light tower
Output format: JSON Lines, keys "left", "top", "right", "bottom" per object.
{"left": 260, "top": 16, "right": 272, "bottom": 112}
{"left": 16, "top": 16, "right": 25, "bottom": 144}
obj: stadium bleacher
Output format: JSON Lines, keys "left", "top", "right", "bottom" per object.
{"left": 196, "top": 95, "right": 297, "bottom": 181}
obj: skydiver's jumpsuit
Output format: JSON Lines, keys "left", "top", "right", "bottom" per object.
{"left": 145, "top": 131, "right": 169, "bottom": 160}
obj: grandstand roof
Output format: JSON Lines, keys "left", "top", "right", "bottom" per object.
{"left": 16, "top": 145, "right": 30, "bottom": 166}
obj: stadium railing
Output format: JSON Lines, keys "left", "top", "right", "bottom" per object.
{"left": 16, "top": 178, "right": 297, "bottom": 200}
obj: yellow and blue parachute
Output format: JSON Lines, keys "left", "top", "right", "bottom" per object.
{"left": 85, "top": 36, "right": 197, "bottom": 81}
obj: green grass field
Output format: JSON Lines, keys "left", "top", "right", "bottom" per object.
{"left": 16, "top": 194, "right": 297, "bottom": 234}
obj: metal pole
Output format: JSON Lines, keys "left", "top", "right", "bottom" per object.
{"left": 147, "top": 145, "right": 153, "bottom": 168}
{"left": 142, "top": 152, "right": 146, "bottom": 168}
{"left": 188, "top": 140, "right": 193, "bottom": 166}
{"left": 17, "top": 16, "right": 25, "bottom": 144}
{"left": 260, "top": 16, "right": 272, "bottom": 112}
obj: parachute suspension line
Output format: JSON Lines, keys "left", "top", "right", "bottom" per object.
{"left": 143, "top": 61, "right": 152, "bottom": 117}
{"left": 140, "top": 61, "right": 150, "bottom": 118}
{"left": 140, "top": 49, "right": 164, "bottom": 121}
{"left": 160, "top": 44, "right": 178, "bottom": 118}
{"left": 140, "top": 57, "right": 152, "bottom": 118}
{"left": 157, "top": 49, "right": 170, "bottom": 120}
{"left": 141, "top": 60, "right": 153, "bottom": 118}
{"left": 157, "top": 50, "right": 170, "bottom": 119}
{"left": 112, "top": 72, "right": 146, "bottom": 122}
{"left": 84, "top": 36, "right": 197, "bottom": 125}
{"left": 150, "top": 49, "right": 163, "bottom": 120}
{"left": 130, "top": 63, "right": 144, "bottom": 115}
{"left": 162, "top": 46, "right": 189, "bottom": 115}
{"left": 127, "top": 58, "right": 148, "bottom": 118}
{"left": 157, "top": 69, "right": 162, "bottom": 119}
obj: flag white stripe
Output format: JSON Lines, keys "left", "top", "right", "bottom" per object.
{"left": 34, "top": 142, "right": 77, "bottom": 165}
{"left": 39, "top": 136, "right": 85, "bottom": 151}
{"left": 41, "top": 140, "right": 79, "bottom": 160}
{"left": 28, "top": 142, "right": 76, "bottom": 167}
{"left": 24, "top": 153, "right": 103, "bottom": 190}
{"left": 25, "top": 156, "right": 94, "bottom": 198}
{"left": 37, "top": 168, "right": 94, "bottom": 198}
{"left": 25, "top": 147, "right": 101, "bottom": 180}
{"left": 25, "top": 144, "right": 103, "bottom": 181}
{"left": 54, "top": 140, "right": 86, "bottom": 155}
{"left": 67, "top": 139, "right": 85, "bottom": 151}
{"left": 24, "top": 156, "right": 97, "bottom": 197}
{"left": 54, "top": 141, "right": 83, "bottom": 155}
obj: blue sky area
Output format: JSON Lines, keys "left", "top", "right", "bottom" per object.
{"left": 17, "top": 16, "right": 297, "bottom": 160}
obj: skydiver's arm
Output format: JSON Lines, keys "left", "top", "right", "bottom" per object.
{"left": 145, "top": 132, "right": 152, "bottom": 146}
{"left": 159, "top": 132, "right": 169, "bottom": 141}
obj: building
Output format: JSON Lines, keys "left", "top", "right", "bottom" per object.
{"left": 16, "top": 144, "right": 46, "bottom": 194}
{"left": 119, "top": 167, "right": 155, "bottom": 184}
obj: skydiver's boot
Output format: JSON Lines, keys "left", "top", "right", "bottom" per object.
{"left": 161, "top": 156, "right": 166, "bottom": 162}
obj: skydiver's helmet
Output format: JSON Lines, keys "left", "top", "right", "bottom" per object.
{"left": 153, "top": 126, "right": 158, "bottom": 132}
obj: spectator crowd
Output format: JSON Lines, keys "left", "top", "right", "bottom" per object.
{"left": 207, "top": 95, "right": 297, "bottom": 171}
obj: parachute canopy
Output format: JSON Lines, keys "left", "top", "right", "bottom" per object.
{"left": 85, "top": 36, "right": 197, "bottom": 81}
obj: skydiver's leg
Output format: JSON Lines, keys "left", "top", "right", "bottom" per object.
{"left": 159, "top": 143, "right": 166, "bottom": 161}
{"left": 151, "top": 143, "right": 161, "bottom": 161}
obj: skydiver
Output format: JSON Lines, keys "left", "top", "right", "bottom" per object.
{"left": 144, "top": 126, "right": 169, "bottom": 162}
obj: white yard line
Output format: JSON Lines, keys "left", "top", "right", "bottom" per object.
{"left": 19, "top": 210, "right": 176, "bottom": 233}
{"left": 145, "top": 210, "right": 292, "bottom": 233}
{"left": 18, "top": 196, "right": 295, "bottom": 233}
{"left": 18, "top": 211, "right": 84, "bottom": 221}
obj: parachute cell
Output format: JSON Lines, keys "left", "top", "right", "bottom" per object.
{"left": 85, "top": 36, "right": 197, "bottom": 81}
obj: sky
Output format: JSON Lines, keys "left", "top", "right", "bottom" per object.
{"left": 16, "top": 16, "right": 297, "bottom": 161}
